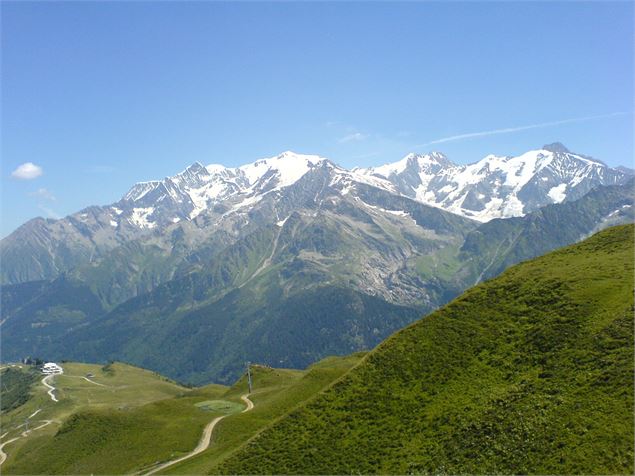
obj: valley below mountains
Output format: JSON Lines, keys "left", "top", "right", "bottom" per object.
{"left": 2, "top": 225, "right": 632, "bottom": 475}
{"left": 1, "top": 144, "right": 633, "bottom": 384}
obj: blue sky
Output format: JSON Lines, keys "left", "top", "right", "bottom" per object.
{"left": 2, "top": 1, "right": 633, "bottom": 236}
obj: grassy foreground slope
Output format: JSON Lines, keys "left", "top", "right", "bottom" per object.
{"left": 2, "top": 362, "right": 228, "bottom": 475}
{"left": 2, "top": 355, "right": 365, "bottom": 475}
{"left": 159, "top": 353, "right": 366, "bottom": 475}
{"left": 220, "top": 224, "right": 635, "bottom": 475}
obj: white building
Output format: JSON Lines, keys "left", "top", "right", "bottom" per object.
{"left": 42, "top": 362, "right": 63, "bottom": 374}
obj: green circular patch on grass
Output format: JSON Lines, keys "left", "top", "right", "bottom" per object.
{"left": 195, "top": 400, "right": 244, "bottom": 414}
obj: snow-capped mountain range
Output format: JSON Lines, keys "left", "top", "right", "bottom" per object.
{"left": 2, "top": 142, "right": 633, "bottom": 384}
{"left": 358, "top": 142, "right": 631, "bottom": 221}
{"left": 115, "top": 151, "right": 395, "bottom": 230}
{"left": 112, "top": 142, "right": 630, "bottom": 230}
{"left": 1, "top": 142, "right": 631, "bottom": 291}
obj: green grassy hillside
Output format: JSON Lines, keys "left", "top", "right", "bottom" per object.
{"left": 6, "top": 393, "right": 231, "bottom": 474}
{"left": 219, "top": 225, "right": 635, "bottom": 475}
{"left": 159, "top": 353, "right": 366, "bottom": 475}
{"left": 1, "top": 354, "right": 364, "bottom": 475}
{"left": 1, "top": 362, "right": 223, "bottom": 474}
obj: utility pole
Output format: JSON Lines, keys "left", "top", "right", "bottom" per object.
{"left": 246, "top": 361, "right": 252, "bottom": 394}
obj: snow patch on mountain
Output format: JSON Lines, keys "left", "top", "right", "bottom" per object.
{"left": 129, "top": 207, "right": 156, "bottom": 229}
{"left": 548, "top": 184, "right": 567, "bottom": 203}
{"left": 276, "top": 216, "right": 290, "bottom": 227}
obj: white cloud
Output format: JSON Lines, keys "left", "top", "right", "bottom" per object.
{"left": 11, "top": 162, "right": 43, "bottom": 180}
{"left": 414, "top": 111, "right": 631, "bottom": 147}
{"left": 339, "top": 132, "right": 369, "bottom": 143}
{"left": 30, "top": 188, "right": 56, "bottom": 201}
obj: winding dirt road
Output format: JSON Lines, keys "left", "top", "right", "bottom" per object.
{"left": 240, "top": 394, "right": 254, "bottom": 412}
{"left": 143, "top": 394, "right": 254, "bottom": 475}
{"left": 0, "top": 371, "right": 62, "bottom": 466}
{"left": 0, "top": 420, "right": 53, "bottom": 466}
{"left": 64, "top": 375, "right": 108, "bottom": 387}
{"left": 41, "top": 375, "right": 58, "bottom": 402}
{"left": 81, "top": 376, "right": 107, "bottom": 386}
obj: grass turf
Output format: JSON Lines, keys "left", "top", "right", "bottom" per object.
{"left": 218, "top": 225, "right": 635, "bottom": 475}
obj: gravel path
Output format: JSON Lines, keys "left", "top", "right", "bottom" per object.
{"left": 142, "top": 394, "right": 254, "bottom": 475}
{"left": 0, "top": 420, "right": 53, "bottom": 466}
{"left": 42, "top": 375, "right": 58, "bottom": 402}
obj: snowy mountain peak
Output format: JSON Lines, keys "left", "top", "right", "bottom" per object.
{"left": 270, "top": 150, "right": 326, "bottom": 166}
{"left": 115, "top": 145, "right": 631, "bottom": 229}
{"left": 239, "top": 151, "right": 327, "bottom": 189}
{"left": 542, "top": 142, "right": 571, "bottom": 154}
{"left": 205, "top": 163, "right": 229, "bottom": 174}
{"left": 185, "top": 161, "right": 207, "bottom": 173}
{"left": 369, "top": 152, "right": 453, "bottom": 179}
{"left": 278, "top": 150, "right": 319, "bottom": 160}
{"left": 170, "top": 162, "right": 211, "bottom": 185}
{"left": 416, "top": 151, "right": 454, "bottom": 169}
{"left": 116, "top": 151, "right": 335, "bottom": 227}
{"left": 356, "top": 145, "right": 630, "bottom": 222}
{"left": 427, "top": 151, "right": 450, "bottom": 161}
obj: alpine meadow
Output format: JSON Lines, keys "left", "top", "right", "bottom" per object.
{"left": 1, "top": 2, "right": 633, "bottom": 475}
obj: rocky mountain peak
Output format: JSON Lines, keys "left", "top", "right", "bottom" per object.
{"left": 542, "top": 142, "right": 571, "bottom": 154}
{"left": 10, "top": 145, "right": 633, "bottom": 239}
{"left": 184, "top": 161, "right": 208, "bottom": 174}
{"left": 355, "top": 144, "right": 631, "bottom": 222}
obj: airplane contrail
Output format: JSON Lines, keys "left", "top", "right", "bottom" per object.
{"left": 414, "top": 111, "right": 631, "bottom": 147}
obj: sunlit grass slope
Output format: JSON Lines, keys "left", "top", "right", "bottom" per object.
{"left": 219, "top": 225, "right": 634, "bottom": 475}
{"left": 158, "top": 353, "right": 366, "bottom": 475}
{"left": 2, "top": 354, "right": 365, "bottom": 475}
{"left": 2, "top": 362, "right": 228, "bottom": 474}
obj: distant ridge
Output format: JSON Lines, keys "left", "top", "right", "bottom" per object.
{"left": 359, "top": 143, "right": 629, "bottom": 221}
